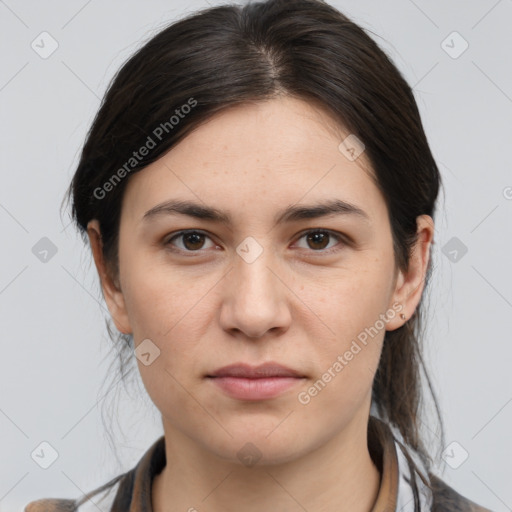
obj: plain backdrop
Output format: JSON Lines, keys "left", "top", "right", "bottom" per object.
{"left": 1, "top": 0, "right": 511, "bottom": 510}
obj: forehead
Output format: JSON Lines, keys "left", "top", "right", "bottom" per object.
{"left": 121, "top": 96, "right": 384, "bottom": 225}
{"left": 172, "top": 96, "right": 365, "bottom": 164}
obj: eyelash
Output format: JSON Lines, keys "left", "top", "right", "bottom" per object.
{"left": 164, "top": 229, "right": 347, "bottom": 256}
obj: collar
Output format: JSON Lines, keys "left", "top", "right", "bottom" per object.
{"left": 110, "top": 415, "right": 432, "bottom": 512}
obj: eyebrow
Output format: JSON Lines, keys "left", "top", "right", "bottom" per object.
{"left": 142, "top": 198, "right": 370, "bottom": 225}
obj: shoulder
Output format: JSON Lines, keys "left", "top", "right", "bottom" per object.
{"left": 386, "top": 420, "right": 493, "bottom": 512}
{"left": 429, "top": 473, "right": 493, "bottom": 512}
{"left": 24, "top": 478, "right": 119, "bottom": 512}
{"left": 24, "top": 435, "right": 164, "bottom": 512}
{"left": 24, "top": 500, "right": 77, "bottom": 512}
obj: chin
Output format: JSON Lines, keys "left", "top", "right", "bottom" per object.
{"left": 203, "top": 428, "right": 312, "bottom": 468}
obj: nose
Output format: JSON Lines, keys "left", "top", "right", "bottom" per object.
{"left": 218, "top": 249, "right": 292, "bottom": 339}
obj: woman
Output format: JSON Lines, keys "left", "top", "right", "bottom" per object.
{"left": 24, "top": 0, "right": 492, "bottom": 510}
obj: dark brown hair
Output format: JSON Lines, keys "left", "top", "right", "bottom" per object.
{"left": 63, "top": 0, "right": 444, "bottom": 502}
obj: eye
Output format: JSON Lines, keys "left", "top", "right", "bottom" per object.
{"left": 165, "top": 230, "right": 217, "bottom": 252}
{"left": 294, "top": 229, "right": 345, "bottom": 253}
{"left": 164, "top": 229, "right": 346, "bottom": 255}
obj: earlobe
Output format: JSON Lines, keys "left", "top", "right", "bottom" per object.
{"left": 386, "top": 215, "right": 434, "bottom": 331}
{"left": 86, "top": 220, "right": 132, "bottom": 335}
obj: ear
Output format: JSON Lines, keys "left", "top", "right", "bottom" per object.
{"left": 87, "top": 219, "right": 132, "bottom": 335}
{"left": 386, "top": 214, "right": 434, "bottom": 331}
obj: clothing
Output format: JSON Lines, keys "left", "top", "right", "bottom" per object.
{"left": 24, "top": 416, "right": 492, "bottom": 512}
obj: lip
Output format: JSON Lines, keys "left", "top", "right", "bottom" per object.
{"left": 207, "top": 362, "right": 304, "bottom": 379}
{"left": 206, "top": 362, "right": 305, "bottom": 401}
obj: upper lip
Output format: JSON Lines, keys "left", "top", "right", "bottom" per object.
{"left": 207, "top": 362, "right": 304, "bottom": 379}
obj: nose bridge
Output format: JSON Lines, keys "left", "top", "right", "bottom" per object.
{"left": 237, "top": 252, "right": 276, "bottom": 304}
{"left": 220, "top": 241, "right": 291, "bottom": 338}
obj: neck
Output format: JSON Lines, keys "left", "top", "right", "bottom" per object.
{"left": 152, "top": 412, "right": 381, "bottom": 512}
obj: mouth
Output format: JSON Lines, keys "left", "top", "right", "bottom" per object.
{"left": 207, "top": 362, "right": 304, "bottom": 379}
{"left": 206, "top": 362, "right": 306, "bottom": 401}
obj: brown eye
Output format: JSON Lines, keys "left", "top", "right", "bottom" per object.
{"left": 183, "top": 232, "right": 205, "bottom": 250}
{"left": 306, "top": 231, "right": 330, "bottom": 250}
{"left": 295, "top": 229, "right": 344, "bottom": 253}
{"left": 166, "top": 230, "right": 215, "bottom": 252}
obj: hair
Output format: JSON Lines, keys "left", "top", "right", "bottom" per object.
{"left": 62, "top": 0, "right": 444, "bottom": 504}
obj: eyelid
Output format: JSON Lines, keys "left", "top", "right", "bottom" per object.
{"left": 164, "top": 228, "right": 347, "bottom": 254}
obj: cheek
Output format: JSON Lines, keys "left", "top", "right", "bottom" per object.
{"left": 120, "top": 257, "right": 216, "bottom": 377}
{"left": 297, "top": 321, "right": 384, "bottom": 429}
{"left": 120, "top": 253, "right": 216, "bottom": 339}
{"left": 294, "top": 258, "right": 392, "bottom": 408}
{"left": 128, "top": 293, "right": 213, "bottom": 426}
{"left": 135, "top": 352, "right": 212, "bottom": 437}
{"left": 301, "top": 258, "right": 395, "bottom": 342}
{"left": 298, "top": 360, "right": 380, "bottom": 443}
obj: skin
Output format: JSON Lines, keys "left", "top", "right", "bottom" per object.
{"left": 87, "top": 96, "right": 434, "bottom": 512}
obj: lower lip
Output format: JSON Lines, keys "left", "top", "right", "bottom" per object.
{"left": 207, "top": 376, "right": 303, "bottom": 400}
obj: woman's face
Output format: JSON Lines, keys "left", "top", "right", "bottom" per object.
{"left": 89, "top": 96, "right": 432, "bottom": 465}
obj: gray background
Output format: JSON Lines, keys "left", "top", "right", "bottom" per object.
{"left": 1, "top": 0, "right": 511, "bottom": 510}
